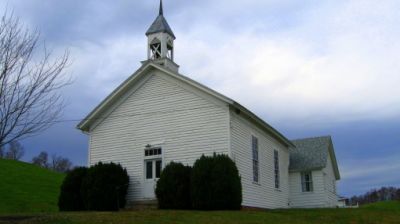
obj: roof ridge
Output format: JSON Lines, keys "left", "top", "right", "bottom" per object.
{"left": 291, "top": 135, "right": 331, "bottom": 142}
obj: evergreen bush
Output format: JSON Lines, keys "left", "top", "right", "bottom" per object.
{"left": 155, "top": 162, "right": 192, "bottom": 209}
{"left": 58, "top": 167, "right": 88, "bottom": 211}
{"left": 81, "top": 162, "right": 129, "bottom": 211}
{"left": 191, "top": 154, "right": 242, "bottom": 210}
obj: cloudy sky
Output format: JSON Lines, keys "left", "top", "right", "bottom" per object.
{"left": 1, "top": 0, "right": 399, "bottom": 197}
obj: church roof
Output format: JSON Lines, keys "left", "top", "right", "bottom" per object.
{"left": 146, "top": 0, "right": 176, "bottom": 39}
{"left": 289, "top": 136, "right": 340, "bottom": 180}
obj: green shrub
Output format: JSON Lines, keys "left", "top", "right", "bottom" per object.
{"left": 58, "top": 167, "right": 88, "bottom": 211}
{"left": 191, "top": 154, "right": 242, "bottom": 210}
{"left": 155, "top": 162, "right": 192, "bottom": 209}
{"left": 81, "top": 162, "right": 129, "bottom": 211}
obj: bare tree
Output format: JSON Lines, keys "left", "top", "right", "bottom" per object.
{"left": 0, "top": 11, "right": 70, "bottom": 147}
{"left": 350, "top": 186, "right": 400, "bottom": 205}
{"left": 32, "top": 151, "right": 49, "bottom": 168}
{"left": 51, "top": 154, "right": 72, "bottom": 173}
{"left": 32, "top": 151, "right": 73, "bottom": 172}
{"left": 5, "top": 140, "right": 24, "bottom": 160}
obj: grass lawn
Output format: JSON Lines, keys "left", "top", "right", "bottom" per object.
{"left": 0, "top": 202, "right": 399, "bottom": 224}
{"left": 0, "top": 158, "right": 399, "bottom": 223}
{"left": 362, "top": 201, "right": 400, "bottom": 210}
{"left": 0, "top": 159, "right": 65, "bottom": 214}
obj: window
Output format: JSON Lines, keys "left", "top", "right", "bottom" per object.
{"left": 301, "top": 172, "right": 313, "bottom": 192}
{"left": 145, "top": 160, "right": 162, "bottom": 180}
{"left": 144, "top": 146, "right": 162, "bottom": 180}
{"left": 274, "top": 150, "right": 280, "bottom": 189}
{"left": 252, "top": 136, "right": 259, "bottom": 183}
{"left": 146, "top": 161, "right": 153, "bottom": 179}
{"left": 145, "top": 148, "right": 162, "bottom": 157}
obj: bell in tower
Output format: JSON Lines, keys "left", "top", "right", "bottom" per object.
{"left": 145, "top": 0, "right": 179, "bottom": 72}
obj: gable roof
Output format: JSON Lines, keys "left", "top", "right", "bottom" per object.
{"left": 289, "top": 136, "right": 340, "bottom": 180}
{"left": 77, "top": 61, "right": 294, "bottom": 148}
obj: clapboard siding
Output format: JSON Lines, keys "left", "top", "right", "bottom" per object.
{"left": 289, "top": 152, "right": 338, "bottom": 208}
{"left": 289, "top": 170, "right": 326, "bottom": 208}
{"left": 230, "top": 111, "right": 290, "bottom": 209}
{"left": 89, "top": 71, "right": 230, "bottom": 202}
{"left": 323, "top": 153, "right": 338, "bottom": 207}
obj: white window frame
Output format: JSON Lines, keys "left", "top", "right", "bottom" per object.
{"left": 301, "top": 172, "right": 313, "bottom": 192}
{"left": 144, "top": 146, "right": 163, "bottom": 181}
{"left": 144, "top": 147, "right": 162, "bottom": 158}
{"left": 145, "top": 159, "right": 163, "bottom": 179}
{"left": 251, "top": 135, "right": 259, "bottom": 183}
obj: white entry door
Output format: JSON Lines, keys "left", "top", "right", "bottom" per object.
{"left": 143, "top": 159, "right": 162, "bottom": 199}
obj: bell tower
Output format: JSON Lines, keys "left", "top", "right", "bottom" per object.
{"left": 145, "top": 0, "right": 179, "bottom": 72}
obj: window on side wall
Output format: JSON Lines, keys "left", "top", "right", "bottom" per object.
{"left": 301, "top": 172, "right": 313, "bottom": 192}
{"left": 252, "top": 136, "right": 259, "bottom": 183}
{"left": 333, "top": 180, "right": 336, "bottom": 194}
{"left": 274, "top": 150, "right": 280, "bottom": 189}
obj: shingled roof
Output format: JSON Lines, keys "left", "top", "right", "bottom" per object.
{"left": 289, "top": 136, "right": 340, "bottom": 180}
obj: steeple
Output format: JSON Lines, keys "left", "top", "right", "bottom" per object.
{"left": 146, "top": 0, "right": 175, "bottom": 39}
{"left": 159, "top": 0, "right": 163, "bottom": 16}
{"left": 145, "top": 0, "right": 178, "bottom": 72}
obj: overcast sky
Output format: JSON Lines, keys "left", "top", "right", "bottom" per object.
{"left": 1, "top": 0, "right": 399, "bottom": 197}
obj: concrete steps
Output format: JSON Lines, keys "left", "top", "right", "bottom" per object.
{"left": 125, "top": 200, "right": 158, "bottom": 210}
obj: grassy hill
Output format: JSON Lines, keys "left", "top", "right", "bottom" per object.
{"left": 362, "top": 201, "right": 400, "bottom": 210}
{"left": 0, "top": 159, "right": 65, "bottom": 214}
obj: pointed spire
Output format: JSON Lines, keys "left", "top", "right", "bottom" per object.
{"left": 159, "top": 0, "right": 163, "bottom": 16}
{"left": 146, "top": 0, "right": 176, "bottom": 39}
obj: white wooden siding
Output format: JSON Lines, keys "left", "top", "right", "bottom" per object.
{"left": 289, "top": 152, "right": 338, "bottom": 208}
{"left": 289, "top": 170, "right": 326, "bottom": 208}
{"left": 230, "top": 111, "right": 290, "bottom": 209}
{"left": 322, "top": 153, "right": 338, "bottom": 207}
{"left": 89, "top": 71, "right": 230, "bottom": 202}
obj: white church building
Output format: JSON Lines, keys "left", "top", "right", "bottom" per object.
{"left": 78, "top": 1, "right": 341, "bottom": 209}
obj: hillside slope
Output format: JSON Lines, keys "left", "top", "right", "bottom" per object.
{"left": 0, "top": 159, "right": 65, "bottom": 213}
{"left": 362, "top": 201, "right": 400, "bottom": 210}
